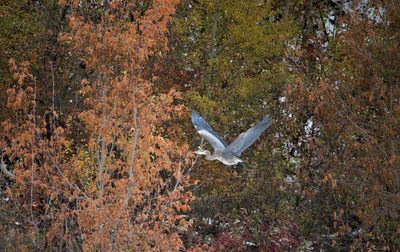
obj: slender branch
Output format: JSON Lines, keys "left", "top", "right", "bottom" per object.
{"left": 173, "top": 151, "right": 200, "bottom": 192}
{"left": 330, "top": 93, "right": 389, "bottom": 157}
{"left": 96, "top": 135, "right": 106, "bottom": 192}
{"left": 128, "top": 107, "right": 140, "bottom": 179}
{"left": 50, "top": 61, "right": 56, "bottom": 112}
{"left": 30, "top": 77, "right": 38, "bottom": 239}
{"left": 45, "top": 151, "right": 89, "bottom": 200}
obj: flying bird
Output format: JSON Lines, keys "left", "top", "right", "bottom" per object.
{"left": 191, "top": 111, "right": 272, "bottom": 166}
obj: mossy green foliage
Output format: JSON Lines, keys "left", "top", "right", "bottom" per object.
{"left": 0, "top": 0, "right": 46, "bottom": 78}
{"left": 173, "top": 0, "right": 300, "bottom": 233}
{"left": 174, "top": 0, "right": 299, "bottom": 124}
{"left": 0, "top": 0, "right": 44, "bottom": 121}
{"left": 0, "top": 0, "right": 61, "bottom": 121}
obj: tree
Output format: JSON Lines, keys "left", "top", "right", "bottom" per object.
{"left": 169, "top": 0, "right": 302, "bottom": 249}
{"left": 1, "top": 0, "right": 193, "bottom": 250}
{"left": 285, "top": 0, "right": 400, "bottom": 250}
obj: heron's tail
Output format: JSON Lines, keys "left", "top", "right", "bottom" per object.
{"left": 236, "top": 162, "right": 256, "bottom": 169}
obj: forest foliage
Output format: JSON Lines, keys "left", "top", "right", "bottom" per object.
{"left": 0, "top": 0, "right": 399, "bottom": 251}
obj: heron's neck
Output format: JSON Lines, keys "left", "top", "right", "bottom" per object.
{"left": 205, "top": 154, "right": 217, "bottom": 161}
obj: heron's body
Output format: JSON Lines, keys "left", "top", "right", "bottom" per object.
{"left": 196, "top": 149, "right": 243, "bottom": 165}
{"left": 191, "top": 111, "right": 272, "bottom": 166}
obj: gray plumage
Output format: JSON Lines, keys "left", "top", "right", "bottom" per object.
{"left": 191, "top": 111, "right": 272, "bottom": 166}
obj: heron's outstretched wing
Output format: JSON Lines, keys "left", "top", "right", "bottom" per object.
{"left": 226, "top": 115, "right": 272, "bottom": 156}
{"left": 191, "top": 111, "right": 227, "bottom": 151}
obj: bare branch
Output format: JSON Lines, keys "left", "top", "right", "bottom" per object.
{"left": 128, "top": 107, "right": 140, "bottom": 179}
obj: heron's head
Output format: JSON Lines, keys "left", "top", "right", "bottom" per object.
{"left": 194, "top": 149, "right": 211, "bottom": 156}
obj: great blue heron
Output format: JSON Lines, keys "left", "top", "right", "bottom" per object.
{"left": 191, "top": 111, "right": 272, "bottom": 166}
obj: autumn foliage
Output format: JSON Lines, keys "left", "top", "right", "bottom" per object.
{"left": 1, "top": 0, "right": 193, "bottom": 250}
{"left": 1, "top": 0, "right": 399, "bottom": 251}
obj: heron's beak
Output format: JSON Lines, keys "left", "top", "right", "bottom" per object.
{"left": 194, "top": 148, "right": 207, "bottom": 155}
{"left": 194, "top": 150, "right": 202, "bottom": 155}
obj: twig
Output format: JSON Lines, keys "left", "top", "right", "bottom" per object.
{"left": 45, "top": 151, "right": 89, "bottom": 200}
{"left": 128, "top": 107, "right": 140, "bottom": 179}
{"left": 331, "top": 93, "right": 389, "bottom": 157}
{"left": 50, "top": 61, "right": 56, "bottom": 113}
{"left": 30, "top": 77, "right": 38, "bottom": 241}
{"left": 173, "top": 151, "right": 200, "bottom": 192}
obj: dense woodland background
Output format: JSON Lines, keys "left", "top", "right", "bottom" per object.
{"left": 0, "top": 0, "right": 399, "bottom": 251}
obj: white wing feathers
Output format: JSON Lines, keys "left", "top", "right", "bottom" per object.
{"left": 226, "top": 115, "right": 272, "bottom": 156}
{"left": 191, "top": 111, "right": 227, "bottom": 151}
{"left": 191, "top": 111, "right": 272, "bottom": 156}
